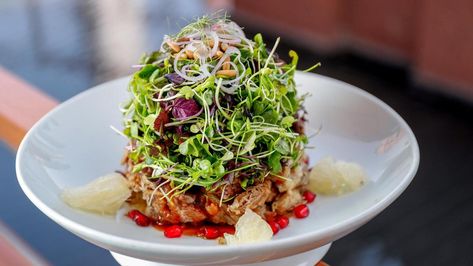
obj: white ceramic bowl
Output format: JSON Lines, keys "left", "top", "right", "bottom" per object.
{"left": 16, "top": 72, "right": 419, "bottom": 265}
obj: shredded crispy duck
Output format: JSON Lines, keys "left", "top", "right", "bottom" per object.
{"left": 123, "top": 153, "right": 309, "bottom": 225}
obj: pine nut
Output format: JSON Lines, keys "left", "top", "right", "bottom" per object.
{"left": 215, "top": 50, "right": 224, "bottom": 58}
{"left": 220, "top": 42, "right": 228, "bottom": 51}
{"left": 207, "top": 39, "right": 215, "bottom": 47}
{"left": 176, "top": 37, "right": 189, "bottom": 42}
{"left": 216, "top": 69, "right": 237, "bottom": 78}
{"left": 185, "top": 50, "right": 194, "bottom": 59}
{"left": 166, "top": 40, "right": 180, "bottom": 53}
{"left": 222, "top": 56, "right": 231, "bottom": 70}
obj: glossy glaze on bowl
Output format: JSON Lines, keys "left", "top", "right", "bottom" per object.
{"left": 16, "top": 72, "right": 419, "bottom": 265}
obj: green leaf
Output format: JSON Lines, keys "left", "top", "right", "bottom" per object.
{"left": 204, "top": 125, "right": 214, "bottom": 137}
{"left": 221, "top": 151, "right": 234, "bottom": 161}
{"left": 199, "top": 159, "right": 211, "bottom": 171}
{"left": 268, "top": 152, "right": 282, "bottom": 173}
{"left": 296, "top": 135, "right": 309, "bottom": 145}
{"left": 281, "top": 116, "right": 296, "bottom": 128}
{"left": 143, "top": 114, "right": 157, "bottom": 126}
{"left": 277, "top": 83, "right": 288, "bottom": 95}
{"left": 123, "top": 127, "right": 131, "bottom": 137}
{"left": 239, "top": 132, "right": 257, "bottom": 155}
{"left": 195, "top": 76, "right": 215, "bottom": 92}
{"left": 178, "top": 138, "right": 199, "bottom": 157}
{"left": 262, "top": 109, "right": 278, "bottom": 124}
{"left": 213, "top": 163, "right": 225, "bottom": 176}
{"left": 254, "top": 33, "right": 263, "bottom": 45}
{"left": 252, "top": 101, "right": 266, "bottom": 115}
{"left": 131, "top": 123, "right": 138, "bottom": 138}
{"left": 190, "top": 124, "right": 200, "bottom": 133}
{"left": 149, "top": 68, "right": 161, "bottom": 83}
{"left": 180, "top": 86, "right": 194, "bottom": 99}
{"left": 193, "top": 137, "right": 211, "bottom": 157}
{"left": 203, "top": 90, "right": 213, "bottom": 105}
{"left": 274, "top": 138, "right": 290, "bottom": 155}
{"left": 129, "top": 150, "right": 140, "bottom": 162}
{"left": 282, "top": 92, "right": 298, "bottom": 113}
{"left": 240, "top": 178, "right": 249, "bottom": 189}
{"left": 137, "top": 65, "right": 158, "bottom": 80}
{"left": 178, "top": 140, "right": 190, "bottom": 155}
{"left": 240, "top": 49, "right": 252, "bottom": 60}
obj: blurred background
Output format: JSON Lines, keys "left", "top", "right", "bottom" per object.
{"left": 0, "top": 0, "right": 472, "bottom": 265}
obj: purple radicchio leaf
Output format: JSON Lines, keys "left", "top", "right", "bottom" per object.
{"left": 165, "top": 73, "right": 185, "bottom": 85}
{"left": 172, "top": 98, "right": 201, "bottom": 120}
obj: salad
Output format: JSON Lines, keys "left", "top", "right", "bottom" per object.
{"left": 63, "top": 15, "right": 365, "bottom": 243}
{"left": 121, "top": 15, "right": 313, "bottom": 227}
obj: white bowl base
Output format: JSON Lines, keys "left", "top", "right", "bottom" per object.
{"left": 111, "top": 243, "right": 331, "bottom": 266}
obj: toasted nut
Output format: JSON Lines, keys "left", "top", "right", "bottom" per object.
{"left": 222, "top": 56, "right": 231, "bottom": 70}
{"left": 193, "top": 52, "right": 199, "bottom": 59}
{"left": 166, "top": 40, "right": 180, "bottom": 53}
{"left": 176, "top": 37, "right": 189, "bottom": 42}
{"left": 215, "top": 50, "right": 224, "bottom": 59}
{"left": 216, "top": 70, "right": 237, "bottom": 78}
{"left": 207, "top": 39, "right": 215, "bottom": 47}
{"left": 178, "top": 53, "right": 187, "bottom": 60}
{"left": 185, "top": 50, "right": 194, "bottom": 59}
{"left": 220, "top": 42, "right": 228, "bottom": 51}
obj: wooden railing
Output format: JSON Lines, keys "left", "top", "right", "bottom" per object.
{"left": 0, "top": 67, "right": 57, "bottom": 150}
{"left": 0, "top": 67, "right": 55, "bottom": 265}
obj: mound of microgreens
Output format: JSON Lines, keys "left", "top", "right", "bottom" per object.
{"left": 122, "top": 15, "right": 319, "bottom": 198}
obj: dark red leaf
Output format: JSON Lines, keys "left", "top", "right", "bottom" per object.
{"left": 172, "top": 98, "right": 200, "bottom": 119}
{"left": 154, "top": 111, "right": 169, "bottom": 133}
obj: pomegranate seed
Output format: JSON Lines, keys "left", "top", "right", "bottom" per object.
{"left": 275, "top": 215, "right": 289, "bottom": 229}
{"left": 127, "top": 210, "right": 140, "bottom": 219}
{"left": 128, "top": 210, "right": 150, "bottom": 226}
{"left": 203, "top": 226, "right": 220, "bottom": 239}
{"left": 164, "top": 225, "right": 183, "bottom": 238}
{"left": 134, "top": 214, "right": 150, "bottom": 227}
{"left": 294, "top": 204, "right": 310, "bottom": 218}
{"left": 303, "top": 191, "right": 316, "bottom": 203}
{"left": 268, "top": 221, "right": 280, "bottom": 234}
